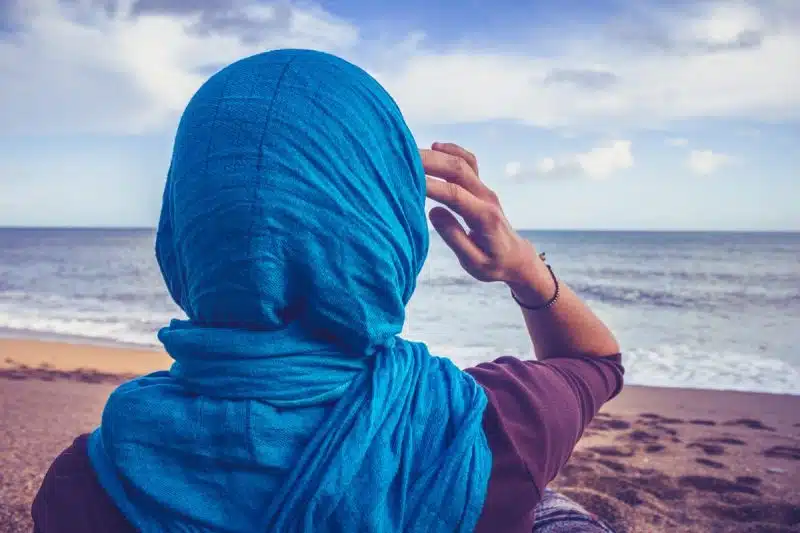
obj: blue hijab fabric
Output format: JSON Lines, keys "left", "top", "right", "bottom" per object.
{"left": 88, "top": 49, "right": 491, "bottom": 532}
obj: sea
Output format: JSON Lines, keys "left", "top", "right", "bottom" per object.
{"left": 1, "top": 228, "right": 798, "bottom": 395}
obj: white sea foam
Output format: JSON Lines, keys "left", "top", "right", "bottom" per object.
{"left": 622, "top": 345, "right": 800, "bottom": 395}
{"left": 0, "top": 310, "right": 164, "bottom": 348}
{"left": 425, "top": 342, "right": 800, "bottom": 396}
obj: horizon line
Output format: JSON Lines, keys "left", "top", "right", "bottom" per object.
{"left": 1, "top": 226, "right": 799, "bottom": 234}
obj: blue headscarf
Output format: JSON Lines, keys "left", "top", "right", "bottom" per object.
{"left": 87, "top": 50, "right": 491, "bottom": 532}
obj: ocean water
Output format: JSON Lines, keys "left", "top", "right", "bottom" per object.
{"left": 0, "top": 228, "right": 798, "bottom": 395}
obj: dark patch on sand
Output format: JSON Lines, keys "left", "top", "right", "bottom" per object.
{"left": 687, "top": 442, "right": 726, "bottom": 456}
{"left": 695, "top": 458, "right": 726, "bottom": 469}
{"left": 678, "top": 475, "right": 760, "bottom": 495}
{"left": 0, "top": 366, "right": 132, "bottom": 385}
{"left": 588, "top": 445, "right": 636, "bottom": 458}
{"left": 763, "top": 446, "right": 800, "bottom": 461}
{"left": 639, "top": 413, "right": 661, "bottom": 420}
{"left": 724, "top": 418, "right": 776, "bottom": 432}
{"left": 735, "top": 476, "right": 762, "bottom": 486}
{"left": 626, "top": 430, "right": 660, "bottom": 443}
{"left": 698, "top": 502, "right": 800, "bottom": 526}
{"left": 596, "top": 459, "right": 627, "bottom": 473}
{"left": 701, "top": 437, "right": 746, "bottom": 446}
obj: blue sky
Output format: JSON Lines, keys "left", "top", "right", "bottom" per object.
{"left": 0, "top": 0, "right": 798, "bottom": 230}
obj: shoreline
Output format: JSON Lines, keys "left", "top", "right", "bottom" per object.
{"left": 0, "top": 337, "right": 172, "bottom": 380}
{"left": 0, "top": 328, "right": 164, "bottom": 351}
{"left": 1, "top": 336, "right": 798, "bottom": 398}
{"left": 1, "top": 338, "right": 799, "bottom": 532}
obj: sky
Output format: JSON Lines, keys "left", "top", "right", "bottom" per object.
{"left": 0, "top": 0, "right": 798, "bottom": 231}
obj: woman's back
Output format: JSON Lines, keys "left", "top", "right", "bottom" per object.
{"left": 32, "top": 49, "right": 623, "bottom": 533}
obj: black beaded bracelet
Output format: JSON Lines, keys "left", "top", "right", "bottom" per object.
{"left": 510, "top": 256, "right": 559, "bottom": 311}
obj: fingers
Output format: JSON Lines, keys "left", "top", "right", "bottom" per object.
{"left": 425, "top": 176, "right": 486, "bottom": 227}
{"left": 428, "top": 207, "right": 487, "bottom": 267}
{"left": 432, "top": 142, "right": 478, "bottom": 175}
{"left": 420, "top": 148, "right": 490, "bottom": 201}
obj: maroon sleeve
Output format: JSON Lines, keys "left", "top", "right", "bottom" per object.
{"left": 32, "top": 434, "right": 137, "bottom": 533}
{"left": 466, "top": 354, "right": 624, "bottom": 533}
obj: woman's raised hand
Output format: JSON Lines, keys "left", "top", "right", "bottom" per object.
{"left": 421, "top": 142, "right": 540, "bottom": 286}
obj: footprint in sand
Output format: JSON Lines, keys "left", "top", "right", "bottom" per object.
{"left": 625, "top": 430, "right": 660, "bottom": 444}
{"left": 639, "top": 413, "right": 662, "bottom": 420}
{"left": 687, "top": 442, "right": 726, "bottom": 456}
{"left": 560, "top": 462, "right": 595, "bottom": 477}
{"left": 678, "top": 475, "right": 760, "bottom": 495}
{"left": 763, "top": 445, "right": 800, "bottom": 461}
{"left": 606, "top": 421, "right": 632, "bottom": 431}
{"left": 582, "top": 475, "right": 647, "bottom": 507}
{"left": 650, "top": 424, "right": 679, "bottom": 436}
{"left": 637, "top": 414, "right": 684, "bottom": 425}
{"left": 689, "top": 419, "right": 717, "bottom": 426}
{"left": 698, "top": 502, "right": 799, "bottom": 526}
{"left": 572, "top": 450, "right": 596, "bottom": 461}
{"left": 590, "top": 417, "right": 631, "bottom": 431}
{"left": 607, "top": 419, "right": 631, "bottom": 430}
{"left": 632, "top": 470, "right": 687, "bottom": 502}
{"left": 700, "top": 437, "right": 746, "bottom": 446}
{"left": 724, "top": 418, "right": 776, "bottom": 432}
{"left": 596, "top": 459, "right": 627, "bottom": 473}
{"left": 588, "top": 445, "right": 636, "bottom": 458}
{"left": 734, "top": 476, "right": 761, "bottom": 486}
{"left": 695, "top": 458, "right": 726, "bottom": 469}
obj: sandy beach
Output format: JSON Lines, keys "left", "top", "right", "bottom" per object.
{"left": 1, "top": 338, "right": 798, "bottom": 533}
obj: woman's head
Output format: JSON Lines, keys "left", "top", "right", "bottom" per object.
{"left": 156, "top": 49, "right": 428, "bottom": 353}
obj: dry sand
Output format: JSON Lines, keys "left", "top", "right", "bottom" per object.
{"left": 1, "top": 338, "right": 799, "bottom": 533}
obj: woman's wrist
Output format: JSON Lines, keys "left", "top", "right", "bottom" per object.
{"left": 505, "top": 255, "right": 557, "bottom": 307}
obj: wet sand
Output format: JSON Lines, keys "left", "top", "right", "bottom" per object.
{"left": 1, "top": 338, "right": 799, "bottom": 532}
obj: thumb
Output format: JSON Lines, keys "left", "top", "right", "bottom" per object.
{"left": 429, "top": 207, "right": 486, "bottom": 269}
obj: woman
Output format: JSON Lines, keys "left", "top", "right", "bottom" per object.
{"left": 32, "top": 49, "right": 623, "bottom": 532}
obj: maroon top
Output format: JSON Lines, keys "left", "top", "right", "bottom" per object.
{"left": 32, "top": 353, "right": 623, "bottom": 532}
{"left": 467, "top": 354, "right": 624, "bottom": 533}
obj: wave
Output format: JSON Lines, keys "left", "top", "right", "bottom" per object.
{"left": 570, "top": 282, "right": 799, "bottom": 310}
{"left": 415, "top": 271, "right": 799, "bottom": 310}
{"left": 417, "top": 275, "right": 476, "bottom": 288}
{"left": 622, "top": 345, "right": 800, "bottom": 395}
{"left": 0, "top": 307, "right": 172, "bottom": 349}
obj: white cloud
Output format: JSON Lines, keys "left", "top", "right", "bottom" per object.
{"left": 380, "top": 1, "right": 800, "bottom": 130}
{"left": 682, "top": 2, "right": 766, "bottom": 48}
{"left": 688, "top": 149, "right": 730, "bottom": 175}
{"left": 504, "top": 161, "right": 521, "bottom": 177}
{"left": 0, "top": 0, "right": 799, "bottom": 136}
{"left": 536, "top": 158, "right": 556, "bottom": 173}
{"left": 666, "top": 137, "right": 689, "bottom": 147}
{"left": 0, "top": 0, "right": 359, "bottom": 135}
{"left": 535, "top": 140, "right": 634, "bottom": 180}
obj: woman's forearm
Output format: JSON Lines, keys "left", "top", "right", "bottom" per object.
{"left": 506, "top": 256, "right": 620, "bottom": 360}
